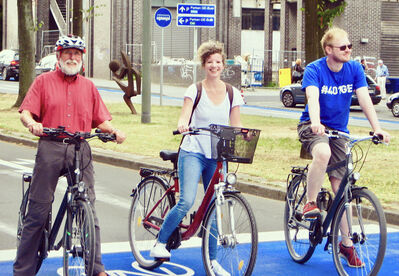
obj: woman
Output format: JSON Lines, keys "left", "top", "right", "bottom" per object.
{"left": 150, "top": 41, "right": 244, "bottom": 276}
{"left": 292, "top": 58, "right": 304, "bottom": 83}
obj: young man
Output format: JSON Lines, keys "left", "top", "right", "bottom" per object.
{"left": 297, "top": 27, "right": 390, "bottom": 267}
{"left": 14, "top": 35, "right": 126, "bottom": 276}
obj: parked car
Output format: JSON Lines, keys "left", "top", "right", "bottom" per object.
{"left": 386, "top": 92, "right": 399, "bottom": 117}
{"left": 35, "top": 53, "right": 57, "bottom": 76}
{"left": 0, "top": 49, "right": 19, "bottom": 81}
{"left": 280, "top": 75, "right": 381, "bottom": 107}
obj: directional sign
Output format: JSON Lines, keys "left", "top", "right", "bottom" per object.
{"left": 155, "top": 7, "right": 172, "bottom": 28}
{"left": 177, "top": 4, "right": 216, "bottom": 15}
{"left": 177, "top": 16, "right": 215, "bottom": 28}
{"left": 176, "top": 3, "right": 216, "bottom": 28}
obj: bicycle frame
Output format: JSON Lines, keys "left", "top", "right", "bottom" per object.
{"left": 142, "top": 161, "right": 224, "bottom": 241}
{"left": 41, "top": 138, "right": 92, "bottom": 252}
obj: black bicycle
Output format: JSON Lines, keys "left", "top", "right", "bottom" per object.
{"left": 16, "top": 126, "right": 115, "bottom": 275}
{"left": 284, "top": 130, "right": 387, "bottom": 276}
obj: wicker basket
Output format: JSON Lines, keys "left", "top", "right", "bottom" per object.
{"left": 209, "top": 124, "right": 261, "bottom": 164}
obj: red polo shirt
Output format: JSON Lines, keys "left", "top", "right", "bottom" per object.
{"left": 19, "top": 69, "right": 112, "bottom": 133}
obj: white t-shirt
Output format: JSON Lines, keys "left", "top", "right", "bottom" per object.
{"left": 180, "top": 83, "right": 245, "bottom": 159}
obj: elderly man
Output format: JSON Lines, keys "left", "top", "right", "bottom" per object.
{"left": 14, "top": 34, "right": 125, "bottom": 276}
{"left": 376, "top": 59, "right": 389, "bottom": 99}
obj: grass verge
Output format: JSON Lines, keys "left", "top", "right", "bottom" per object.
{"left": 1, "top": 93, "right": 398, "bottom": 209}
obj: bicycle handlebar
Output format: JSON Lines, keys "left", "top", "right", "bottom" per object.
{"left": 43, "top": 126, "right": 116, "bottom": 143}
{"left": 324, "top": 129, "right": 383, "bottom": 145}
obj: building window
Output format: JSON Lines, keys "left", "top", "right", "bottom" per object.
{"left": 242, "top": 8, "right": 264, "bottom": 30}
{"left": 242, "top": 8, "right": 280, "bottom": 31}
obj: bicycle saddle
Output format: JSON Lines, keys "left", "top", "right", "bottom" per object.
{"left": 160, "top": 150, "right": 178, "bottom": 163}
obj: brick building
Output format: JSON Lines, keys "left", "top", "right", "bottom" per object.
{"left": 2, "top": 0, "right": 399, "bottom": 83}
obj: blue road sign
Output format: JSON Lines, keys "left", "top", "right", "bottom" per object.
{"left": 177, "top": 16, "right": 215, "bottom": 28}
{"left": 155, "top": 7, "right": 172, "bottom": 28}
{"left": 177, "top": 4, "right": 216, "bottom": 15}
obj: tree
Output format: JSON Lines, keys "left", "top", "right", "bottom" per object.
{"left": 72, "top": 0, "right": 83, "bottom": 37}
{"left": 304, "top": 0, "right": 346, "bottom": 64}
{"left": 14, "top": 0, "right": 36, "bottom": 108}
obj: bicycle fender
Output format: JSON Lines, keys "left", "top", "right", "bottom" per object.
{"left": 130, "top": 175, "right": 170, "bottom": 197}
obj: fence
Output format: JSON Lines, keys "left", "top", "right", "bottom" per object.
{"left": 125, "top": 42, "right": 158, "bottom": 64}
{"left": 41, "top": 30, "right": 59, "bottom": 58}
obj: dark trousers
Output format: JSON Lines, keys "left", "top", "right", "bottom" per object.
{"left": 13, "top": 139, "right": 105, "bottom": 275}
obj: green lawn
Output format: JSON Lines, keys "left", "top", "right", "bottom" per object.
{"left": 1, "top": 93, "right": 398, "bottom": 209}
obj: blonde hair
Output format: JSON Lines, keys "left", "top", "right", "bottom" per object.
{"left": 295, "top": 59, "right": 302, "bottom": 65}
{"left": 320, "top": 27, "right": 348, "bottom": 55}
{"left": 197, "top": 40, "right": 226, "bottom": 67}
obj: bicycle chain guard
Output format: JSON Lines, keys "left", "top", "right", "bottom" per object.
{"left": 166, "top": 227, "right": 181, "bottom": 250}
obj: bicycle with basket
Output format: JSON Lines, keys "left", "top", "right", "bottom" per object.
{"left": 128, "top": 124, "right": 261, "bottom": 275}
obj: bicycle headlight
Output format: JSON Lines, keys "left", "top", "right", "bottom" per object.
{"left": 226, "top": 173, "right": 237, "bottom": 185}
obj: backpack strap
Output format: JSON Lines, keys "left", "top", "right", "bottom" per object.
{"left": 225, "top": 82, "right": 233, "bottom": 112}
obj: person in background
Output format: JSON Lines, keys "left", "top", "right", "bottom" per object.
{"left": 14, "top": 34, "right": 126, "bottom": 276}
{"left": 292, "top": 58, "right": 305, "bottom": 83}
{"left": 376, "top": 59, "right": 389, "bottom": 99}
{"left": 360, "top": 58, "right": 368, "bottom": 71}
{"left": 297, "top": 27, "right": 390, "bottom": 268}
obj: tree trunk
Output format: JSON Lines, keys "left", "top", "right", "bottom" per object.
{"left": 304, "top": 0, "right": 324, "bottom": 65}
{"left": 72, "top": 0, "right": 83, "bottom": 37}
{"left": 14, "top": 0, "right": 36, "bottom": 108}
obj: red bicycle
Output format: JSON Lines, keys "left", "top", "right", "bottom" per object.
{"left": 128, "top": 124, "right": 261, "bottom": 275}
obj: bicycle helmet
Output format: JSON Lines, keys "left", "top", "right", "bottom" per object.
{"left": 55, "top": 34, "right": 86, "bottom": 53}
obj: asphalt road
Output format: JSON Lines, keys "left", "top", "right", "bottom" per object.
{"left": 0, "top": 140, "right": 285, "bottom": 252}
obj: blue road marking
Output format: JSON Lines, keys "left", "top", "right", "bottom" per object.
{"left": 1, "top": 232, "right": 398, "bottom": 275}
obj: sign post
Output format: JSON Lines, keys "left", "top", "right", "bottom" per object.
{"left": 177, "top": 3, "right": 216, "bottom": 84}
{"left": 155, "top": 7, "right": 172, "bottom": 106}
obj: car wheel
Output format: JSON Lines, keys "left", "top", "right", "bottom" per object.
{"left": 391, "top": 100, "right": 399, "bottom": 117}
{"left": 2, "top": 68, "right": 8, "bottom": 81}
{"left": 282, "top": 91, "right": 296, "bottom": 107}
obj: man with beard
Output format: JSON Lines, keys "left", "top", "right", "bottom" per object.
{"left": 297, "top": 27, "right": 390, "bottom": 267}
{"left": 14, "top": 35, "right": 125, "bottom": 276}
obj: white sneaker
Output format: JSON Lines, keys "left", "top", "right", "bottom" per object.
{"left": 211, "top": 260, "right": 231, "bottom": 276}
{"left": 149, "top": 242, "right": 171, "bottom": 258}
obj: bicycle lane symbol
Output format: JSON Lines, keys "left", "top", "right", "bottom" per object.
{"left": 56, "top": 261, "right": 195, "bottom": 276}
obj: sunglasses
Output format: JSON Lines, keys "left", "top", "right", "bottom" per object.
{"left": 330, "top": 44, "right": 353, "bottom": 51}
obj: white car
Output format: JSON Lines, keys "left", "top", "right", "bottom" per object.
{"left": 35, "top": 53, "right": 57, "bottom": 76}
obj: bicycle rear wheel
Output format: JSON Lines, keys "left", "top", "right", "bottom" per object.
{"left": 331, "top": 188, "right": 387, "bottom": 276}
{"left": 63, "top": 200, "right": 95, "bottom": 276}
{"left": 202, "top": 192, "right": 258, "bottom": 276}
{"left": 284, "top": 175, "right": 315, "bottom": 263}
{"left": 128, "top": 176, "right": 175, "bottom": 270}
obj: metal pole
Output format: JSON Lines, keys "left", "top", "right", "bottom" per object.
{"left": 142, "top": 0, "right": 152, "bottom": 123}
{"left": 193, "top": 27, "right": 197, "bottom": 84}
{"left": 160, "top": 27, "right": 164, "bottom": 106}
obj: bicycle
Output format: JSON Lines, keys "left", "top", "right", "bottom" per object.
{"left": 16, "top": 126, "right": 115, "bottom": 275}
{"left": 284, "top": 130, "right": 387, "bottom": 276}
{"left": 128, "top": 124, "right": 261, "bottom": 276}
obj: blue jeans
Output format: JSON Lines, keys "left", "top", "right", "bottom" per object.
{"left": 158, "top": 149, "right": 219, "bottom": 259}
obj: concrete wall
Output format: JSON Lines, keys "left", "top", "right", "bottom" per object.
{"left": 2, "top": 0, "right": 18, "bottom": 50}
{"left": 92, "top": 0, "right": 111, "bottom": 79}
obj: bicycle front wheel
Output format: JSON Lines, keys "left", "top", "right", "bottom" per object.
{"left": 202, "top": 192, "right": 258, "bottom": 276}
{"left": 284, "top": 175, "right": 315, "bottom": 263}
{"left": 63, "top": 200, "right": 96, "bottom": 276}
{"left": 128, "top": 176, "right": 175, "bottom": 270}
{"left": 331, "top": 188, "right": 387, "bottom": 276}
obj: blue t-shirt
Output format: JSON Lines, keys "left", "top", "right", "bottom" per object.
{"left": 299, "top": 57, "right": 367, "bottom": 133}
